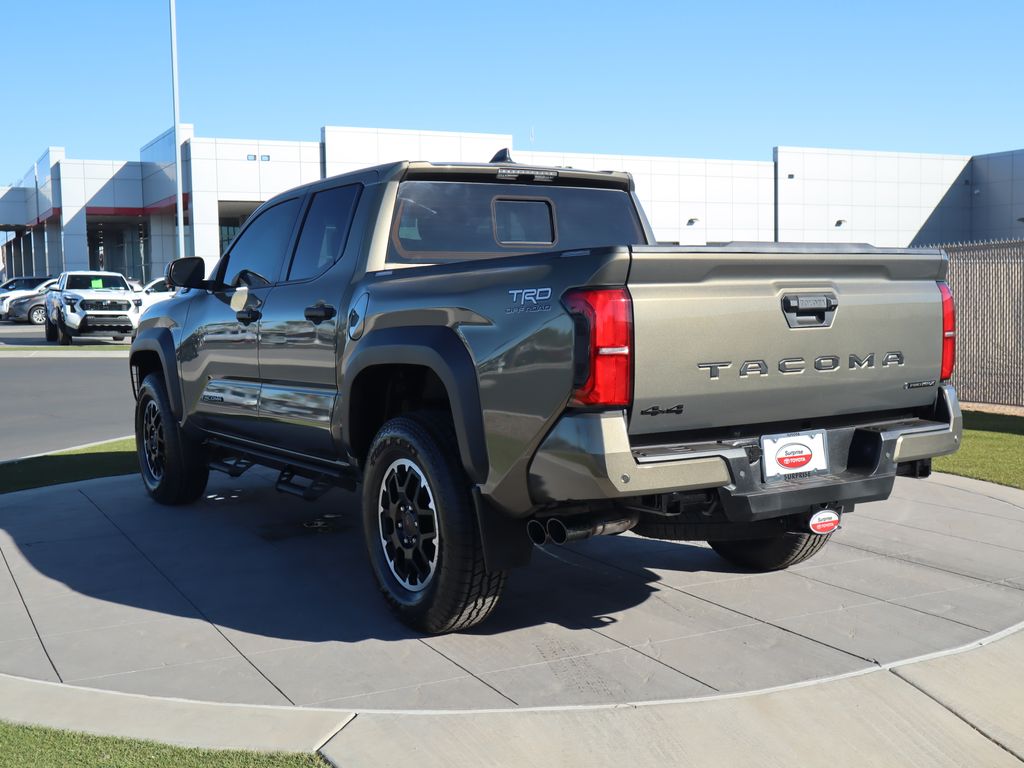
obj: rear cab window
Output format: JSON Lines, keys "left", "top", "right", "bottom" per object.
{"left": 387, "top": 180, "right": 644, "bottom": 265}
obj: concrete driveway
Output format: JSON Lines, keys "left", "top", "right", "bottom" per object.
{"left": 1, "top": 470, "right": 1024, "bottom": 711}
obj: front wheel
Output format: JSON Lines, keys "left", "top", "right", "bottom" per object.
{"left": 709, "top": 531, "right": 832, "bottom": 571}
{"left": 362, "top": 413, "right": 505, "bottom": 633}
{"left": 44, "top": 315, "right": 57, "bottom": 341}
{"left": 135, "top": 373, "right": 209, "bottom": 505}
{"left": 57, "top": 319, "right": 72, "bottom": 346}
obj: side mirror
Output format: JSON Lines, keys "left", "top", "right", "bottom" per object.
{"left": 166, "top": 257, "right": 208, "bottom": 290}
{"left": 47, "top": 285, "right": 59, "bottom": 292}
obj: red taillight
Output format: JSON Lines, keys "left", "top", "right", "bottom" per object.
{"left": 563, "top": 287, "right": 632, "bottom": 407}
{"left": 938, "top": 281, "right": 956, "bottom": 381}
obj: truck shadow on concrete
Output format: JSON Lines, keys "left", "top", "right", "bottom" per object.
{"left": 1, "top": 474, "right": 745, "bottom": 651}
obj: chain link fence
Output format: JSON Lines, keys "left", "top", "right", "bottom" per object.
{"left": 938, "top": 239, "right": 1024, "bottom": 406}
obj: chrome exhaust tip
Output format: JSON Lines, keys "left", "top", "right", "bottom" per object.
{"left": 526, "top": 519, "right": 549, "bottom": 546}
{"left": 546, "top": 518, "right": 571, "bottom": 546}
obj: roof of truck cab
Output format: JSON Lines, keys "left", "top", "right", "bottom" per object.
{"left": 260, "top": 159, "right": 634, "bottom": 209}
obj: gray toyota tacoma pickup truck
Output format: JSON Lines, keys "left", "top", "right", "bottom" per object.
{"left": 129, "top": 154, "right": 962, "bottom": 633}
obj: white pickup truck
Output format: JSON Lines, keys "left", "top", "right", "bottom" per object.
{"left": 45, "top": 271, "right": 142, "bottom": 344}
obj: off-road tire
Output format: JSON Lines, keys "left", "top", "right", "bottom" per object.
{"left": 43, "top": 315, "right": 57, "bottom": 342}
{"left": 135, "top": 373, "right": 209, "bottom": 505}
{"left": 56, "top": 319, "right": 72, "bottom": 345}
{"left": 362, "top": 412, "right": 505, "bottom": 633}
{"left": 709, "top": 531, "right": 832, "bottom": 571}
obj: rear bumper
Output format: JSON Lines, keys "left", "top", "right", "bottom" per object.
{"left": 528, "top": 384, "right": 962, "bottom": 521}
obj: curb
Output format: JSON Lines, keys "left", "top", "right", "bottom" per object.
{"left": 0, "top": 350, "right": 128, "bottom": 358}
{"left": 0, "top": 435, "right": 134, "bottom": 466}
{"left": 0, "top": 615, "right": 1020, "bottom": 756}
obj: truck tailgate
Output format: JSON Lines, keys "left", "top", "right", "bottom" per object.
{"left": 626, "top": 244, "right": 948, "bottom": 437}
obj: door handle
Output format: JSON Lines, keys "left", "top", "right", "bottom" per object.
{"left": 236, "top": 307, "right": 262, "bottom": 325}
{"left": 781, "top": 293, "right": 837, "bottom": 328}
{"left": 304, "top": 303, "right": 337, "bottom": 325}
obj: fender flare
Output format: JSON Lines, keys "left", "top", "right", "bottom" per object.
{"left": 130, "top": 327, "right": 184, "bottom": 422}
{"left": 342, "top": 326, "right": 488, "bottom": 484}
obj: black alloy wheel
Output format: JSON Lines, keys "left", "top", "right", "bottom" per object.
{"left": 134, "top": 373, "right": 209, "bottom": 505}
{"left": 141, "top": 399, "right": 166, "bottom": 483}
{"left": 377, "top": 458, "right": 441, "bottom": 592}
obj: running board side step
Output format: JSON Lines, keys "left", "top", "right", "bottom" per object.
{"left": 204, "top": 435, "right": 359, "bottom": 497}
{"left": 209, "top": 456, "right": 253, "bottom": 478}
{"left": 276, "top": 469, "right": 334, "bottom": 501}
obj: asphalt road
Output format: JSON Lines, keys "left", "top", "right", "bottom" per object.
{"left": 0, "top": 356, "right": 133, "bottom": 461}
{"left": 0, "top": 322, "right": 122, "bottom": 347}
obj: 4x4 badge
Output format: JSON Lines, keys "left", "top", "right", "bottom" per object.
{"left": 640, "top": 404, "right": 684, "bottom": 416}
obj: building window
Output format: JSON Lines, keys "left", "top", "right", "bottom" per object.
{"left": 220, "top": 222, "right": 242, "bottom": 254}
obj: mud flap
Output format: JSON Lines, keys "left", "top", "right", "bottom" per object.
{"left": 472, "top": 487, "right": 533, "bottom": 572}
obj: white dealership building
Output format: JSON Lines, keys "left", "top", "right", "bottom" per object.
{"left": 2, "top": 123, "right": 1023, "bottom": 281}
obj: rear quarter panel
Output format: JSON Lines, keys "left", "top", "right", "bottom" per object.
{"left": 348, "top": 247, "right": 630, "bottom": 514}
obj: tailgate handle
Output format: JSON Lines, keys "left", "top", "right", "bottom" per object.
{"left": 781, "top": 293, "right": 837, "bottom": 328}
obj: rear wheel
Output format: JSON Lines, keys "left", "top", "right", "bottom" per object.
{"left": 135, "top": 373, "right": 209, "bottom": 505}
{"left": 28, "top": 306, "right": 46, "bottom": 325}
{"left": 709, "top": 531, "right": 832, "bottom": 571}
{"left": 362, "top": 413, "right": 505, "bottom": 633}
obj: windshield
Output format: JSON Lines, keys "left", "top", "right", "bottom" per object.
{"left": 65, "top": 275, "right": 129, "bottom": 291}
{"left": 388, "top": 181, "right": 644, "bottom": 263}
{"left": 0, "top": 278, "right": 43, "bottom": 292}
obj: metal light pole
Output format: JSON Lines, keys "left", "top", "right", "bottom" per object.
{"left": 169, "top": 0, "right": 186, "bottom": 262}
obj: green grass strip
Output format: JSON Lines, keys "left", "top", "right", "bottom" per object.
{"left": 0, "top": 438, "right": 138, "bottom": 495}
{"left": 934, "top": 410, "right": 1024, "bottom": 490}
{"left": 0, "top": 720, "right": 327, "bottom": 768}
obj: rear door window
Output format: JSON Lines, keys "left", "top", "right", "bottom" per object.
{"left": 287, "top": 184, "right": 361, "bottom": 281}
{"left": 388, "top": 181, "right": 643, "bottom": 264}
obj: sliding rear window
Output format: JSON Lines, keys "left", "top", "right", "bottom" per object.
{"left": 388, "top": 181, "right": 643, "bottom": 263}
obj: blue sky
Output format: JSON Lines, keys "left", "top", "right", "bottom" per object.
{"left": 1, "top": 0, "right": 1022, "bottom": 183}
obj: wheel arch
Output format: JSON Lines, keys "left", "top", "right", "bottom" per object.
{"left": 130, "top": 327, "right": 184, "bottom": 422}
{"left": 342, "top": 326, "right": 488, "bottom": 484}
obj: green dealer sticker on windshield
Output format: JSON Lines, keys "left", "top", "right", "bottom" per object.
{"left": 91, "top": 278, "right": 103, "bottom": 288}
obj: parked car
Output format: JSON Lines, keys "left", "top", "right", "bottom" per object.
{"left": 0, "top": 275, "right": 54, "bottom": 320}
{"left": 130, "top": 155, "right": 962, "bottom": 633}
{"left": 6, "top": 279, "right": 57, "bottom": 324}
{"left": 45, "top": 271, "right": 141, "bottom": 344}
{"left": 138, "top": 277, "right": 176, "bottom": 312}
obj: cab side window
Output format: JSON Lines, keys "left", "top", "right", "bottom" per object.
{"left": 221, "top": 198, "right": 301, "bottom": 288}
{"left": 288, "top": 185, "right": 361, "bottom": 282}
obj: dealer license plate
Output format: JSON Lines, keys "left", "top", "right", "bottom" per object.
{"left": 761, "top": 429, "right": 829, "bottom": 482}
